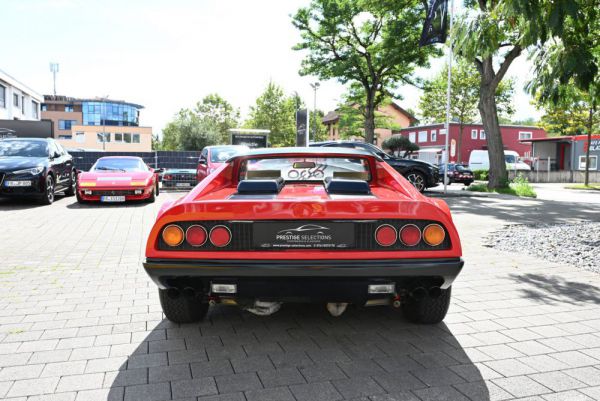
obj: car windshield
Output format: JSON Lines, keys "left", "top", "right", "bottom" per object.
{"left": 240, "top": 157, "right": 371, "bottom": 182}
{"left": 210, "top": 146, "right": 248, "bottom": 163}
{"left": 0, "top": 140, "right": 49, "bottom": 157}
{"left": 92, "top": 158, "right": 147, "bottom": 172}
{"left": 505, "top": 155, "right": 517, "bottom": 163}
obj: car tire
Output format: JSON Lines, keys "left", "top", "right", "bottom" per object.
{"left": 158, "top": 289, "right": 209, "bottom": 323}
{"left": 155, "top": 182, "right": 160, "bottom": 197}
{"left": 464, "top": 181, "right": 473, "bottom": 186}
{"left": 402, "top": 286, "right": 452, "bottom": 324}
{"left": 405, "top": 171, "right": 427, "bottom": 193}
{"left": 64, "top": 170, "right": 76, "bottom": 197}
{"left": 40, "top": 175, "right": 55, "bottom": 205}
{"left": 147, "top": 187, "right": 156, "bottom": 203}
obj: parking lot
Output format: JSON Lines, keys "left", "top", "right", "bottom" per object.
{"left": 1, "top": 189, "right": 600, "bottom": 401}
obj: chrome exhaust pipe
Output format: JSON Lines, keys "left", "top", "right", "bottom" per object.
{"left": 428, "top": 286, "right": 442, "bottom": 299}
{"left": 411, "top": 287, "right": 427, "bottom": 300}
{"left": 167, "top": 287, "right": 180, "bottom": 300}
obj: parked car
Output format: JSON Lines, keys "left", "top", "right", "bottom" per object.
{"left": 76, "top": 156, "right": 160, "bottom": 203}
{"left": 310, "top": 141, "right": 439, "bottom": 192}
{"left": 468, "top": 150, "right": 532, "bottom": 172}
{"left": 197, "top": 145, "right": 249, "bottom": 183}
{"left": 0, "top": 137, "right": 76, "bottom": 205}
{"left": 161, "top": 168, "right": 197, "bottom": 189}
{"left": 439, "top": 163, "right": 474, "bottom": 185}
{"left": 143, "top": 147, "right": 463, "bottom": 324}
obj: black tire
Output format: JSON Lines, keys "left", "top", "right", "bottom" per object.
{"left": 155, "top": 181, "right": 160, "bottom": 196}
{"left": 147, "top": 187, "right": 156, "bottom": 203}
{"left": 40, "top": 175, "right": 55, "bottom": 205}
{"left": 464, "top": 181, "right": 473, "bottom": 186}
{"left": 405, "top": 171, "right": 427, "bottom": 193}
{"left": 64, "top": 170, "right": 76, "bottom": 197}
{"left": 402, "top": 287, "right": 452, "bottom": 324}
{"left": 158, "top": 289, "right": 209, "bottom": 323}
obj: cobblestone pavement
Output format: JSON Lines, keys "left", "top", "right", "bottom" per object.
{"left": 1, "top": 191, "right": 600, "bottom": 401}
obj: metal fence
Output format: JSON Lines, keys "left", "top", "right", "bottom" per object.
{"left": 70, "top": 151, "right": 201, "bottom": 190}
{"left": 508, "top": 170, "right": 600, "bottom": 183}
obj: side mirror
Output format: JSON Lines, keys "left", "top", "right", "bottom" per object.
{"left": 155, "top": 168, "right": 164, "bottom": 174}
{"left": 198, "top": 157, "right": 207, "bottom": 165}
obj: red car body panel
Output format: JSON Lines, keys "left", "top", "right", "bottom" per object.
{"left": 145, "top": 151, "right": 462, "bottom": 261}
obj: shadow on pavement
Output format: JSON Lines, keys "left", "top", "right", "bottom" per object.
{"left": 107, "top": 304, "right": 490, "bottom": 401}
{"left": 65, "top": 200, "right": 152, "bottom": 209}
{"left": 445, "top": 196, "right": 600, "bottom": 225}
{"left": 0, "top": 194, "right": 69, "bottom": 210}
{"left": 510, "top": 273, "right": 600, "bottom": 305}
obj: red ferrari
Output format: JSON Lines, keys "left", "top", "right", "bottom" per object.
{"left": 77, "top": 156, "right": 159, "bottom": 203}
{"left": 144, "top": 148, "right": 463, "bottom": 324}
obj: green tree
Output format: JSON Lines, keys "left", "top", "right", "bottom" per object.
{"left": 382, "top": 135, "right": 419, "bottom": 157}
{"left": 454, "top": 0, "right": 588, "bottom": 188}
{"left": 419, "top": 61, "right": 515, "bottom": 163}
{"left": 292, "top": 0, "right": 439, "bottom": 144}
{"left": 310, "top": 109, "right": 327, "bottom": 142}
{"left": 193, "top": 94, "right": 240, "bottom": 142}
{"left": 535, "top": 87, "right": 598, "bottom": 137}
{"left": 246, "top": 82, "right": 300, "bottom": 147}
{"left": 161, "top": 109, "right": 221, "bottom": 151}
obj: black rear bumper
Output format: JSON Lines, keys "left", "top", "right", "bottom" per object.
{"left": 143, "top": 257, "right": 464, "bottom": 294}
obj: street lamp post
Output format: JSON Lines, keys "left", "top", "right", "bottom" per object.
{"left": 310, "top": 82, "right": 320, "bottom": 143}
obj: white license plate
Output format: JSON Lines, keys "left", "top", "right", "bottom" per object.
{"left": 4, "top": 180, "right": 32, "bottom": 187}
{"left": 100, "top": 196, "right": 126, "bottom": 202}
{"left": 175, "top": 182, "right": 191, "bottom": 187}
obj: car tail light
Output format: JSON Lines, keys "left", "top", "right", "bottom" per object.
{"left": 374, "top": 224, "right": 397, "bottom": 247}
{"left": 209, "top": 225, "right": 231, "bottom": 247}
{"left": 164, "top": 174, "right": 172, "bottom": 180}
{"left": 423, "top": 224, "right": 445, "bottom": 246}
{"left": 162, "top": 224, "right": 184, "bottom": 246}
{"left": 186, "top": 225, "right": 207, "bottom": 247}
{"left": 399, "top": 224, "right": 421, "bottom": 246}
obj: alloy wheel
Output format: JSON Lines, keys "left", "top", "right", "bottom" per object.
{"left": 407, "top": 173, "right": 425, "bottom": 192}
{"left": 46, "top": 176, "right": 55, "bottom": 203}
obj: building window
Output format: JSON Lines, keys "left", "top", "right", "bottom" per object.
{"left": 418, "top": 131, "right": 427, "bottom": 143}
{"left": 431, "top": 130, "right": 437, "bottom": 142}
{"left": 97, "top": 132, "right": 111, "bottom": 143}
{"left": 21, "top": 96, "right": 25, "bottom": 114}
{"left": 65, "top": 105, "right": 74, "bottom": 112}
{"left": 13, "top": 94, "right": 19, "bottom": 107}
{"left": 480, "top": 130, "right": 486, "bottom": 140}
{"left": 124, "top": 133, "right": 132, "bottom": 143}
{"left": 0, "top": 84, "right": 5, "bottom": 108}
{"left": 519, "top": 131, "right": 532, "bottom": 140}
{"left": 471, "top": 129, "right": 478, "bottom": 139}
{"left": 58, "top": 134, "right": 72, "bottom": 140}
{"left": 75, "top": 132, "right": 85, "bottom": 143}
{"left": 41, "top": 104, "right": 47, "bottom": 111}
{"left": 132, "top": 134, "right": 140, "bottom": 143}
{"left": 440, "top": 129, "right": 446, "bottom": 135}
{"left": 58, "top": 120, "right": 77, "bottom": 130}
{"left": 579, "top": 156, "right": 598, "bottom": 171}
{"left": 32, "top": 101, "right": 39, "bottom": 119}
{"left": 114, "top": 133, "right": 123, "bottom": 142}
{"left": 408, "top": 132, "right": 416, "bottom": 142}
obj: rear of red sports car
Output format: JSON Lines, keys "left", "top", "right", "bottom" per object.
{"left": 143, "top": 148, "right": 463, "bottom": 324}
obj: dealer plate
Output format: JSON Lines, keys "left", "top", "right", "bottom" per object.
{"left": 253, "top": 221, "right": 354, "bottom": 249}
{"left": 100, "top": 196, "right": 126, "bottom": 202}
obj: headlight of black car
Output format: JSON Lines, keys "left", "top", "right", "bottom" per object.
{"left": 10, "top": 166, "right": 44, "bottom": 176}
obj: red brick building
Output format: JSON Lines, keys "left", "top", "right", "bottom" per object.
{"left": 397, "top": 123, "right": 547, "bottom": 164}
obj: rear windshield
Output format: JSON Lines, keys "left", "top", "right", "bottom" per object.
{"left": 455, "top": 165, "right": 469, "bottom": 172}
{"left": 239, "top": 157, "right": 371, "bottom": 181}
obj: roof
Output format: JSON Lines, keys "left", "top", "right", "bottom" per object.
{"left": 0, "top": 68, "right": 43, "bottom": 102}
{"left": 521, "top": 135, "right": 600, "bottom": 143}
{"left": 97, "top": 156, "right": 144, "bottom": 160}
{"left": 400, "top": 122, "right": 546, "bottom": 131}
{"left": 321, "top": 101, "right": 418, "bottom": 125}
{"left": 226, "top": 146, "right": 380, "bottom": 162}
{"left": 42, "top": 95, "right": 144, "bottom": 109}
{"left": 322, "top": 111, "right": 340, "bottom": 124}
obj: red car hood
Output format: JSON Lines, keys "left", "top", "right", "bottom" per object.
{"left": 79, "top": 171, "right": 153, "bottom": 186}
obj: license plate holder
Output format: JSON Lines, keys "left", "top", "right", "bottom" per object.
{"left": 100, "top": 195, "right": 126, "bottom": 202}
{"left": 253, "top": 221, "right": 355, "bottom": 249}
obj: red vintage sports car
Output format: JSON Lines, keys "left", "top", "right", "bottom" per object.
{"left": 77, "top": 156, "right": 160, "bottom": 203}
{"left": 144, "top": 148, "right": 463, "bottom": 324}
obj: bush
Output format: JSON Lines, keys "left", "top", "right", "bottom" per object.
{"left": 466, "top": 174, "right": 536, "bottom": 198}
{"left": 472, "top": 170, "right": 488, "bottom": 181}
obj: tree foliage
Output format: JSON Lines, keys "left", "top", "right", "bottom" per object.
{"left": 292, "top": 0, "right": 439, "bottom": 143}
{"left": 535, "top": 86, "right": 599, "bottom": 136}
{"left": 193, "top": 94, "right": 240, "bottom": 142}
{"left": 382, "top": 135, "right": 419, "bottom": 157}
{"left": 245, "top": 82, "right": 302, "bottom": 147}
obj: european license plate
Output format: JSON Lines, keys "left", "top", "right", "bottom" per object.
{"left": 176, "top": 182, "right": 191, "bottom": 187}
{"left": 100, "top": 196, "right": 126, "bottom": 202}
{"left": 4, "top": 180, "right": 31, "bottom": 187}
{"left": 253, "top": 221, "right": 355, "bottom": 249}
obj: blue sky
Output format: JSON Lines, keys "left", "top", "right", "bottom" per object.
{"left": 2, "top": 0, "right": 540, "bottom": 135}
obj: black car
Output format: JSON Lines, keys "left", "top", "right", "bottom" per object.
{"left": 439, "top": 163, "right": 474, "bottom": 186}
{"left": 161, "top": 168, "right": 197, "bottom": 189}
{"left": 0, "top": 137, "right": 76, "bottom": 204}
{"left": 310, "top": 141, "right": 439, "bottom": 192}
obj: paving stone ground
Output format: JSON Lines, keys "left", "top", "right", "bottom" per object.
{"left": 1, "top": 189, "right": 600, "bottom": 401}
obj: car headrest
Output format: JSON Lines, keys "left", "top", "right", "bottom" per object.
{"left": 237, "top": 177, "right": 284, "bottom": 194}
{"left": 324, "top": 177, "right": 371, "bottom": 195}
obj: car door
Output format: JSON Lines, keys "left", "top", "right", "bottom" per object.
{"left": 55, "top": 142, "right": 73, "bottom": 189}
{"left": 47, "top": 140, "right": 67, "bottom": 187}
{"left": 197, "top": 148, "right": 209, "bottom": 183}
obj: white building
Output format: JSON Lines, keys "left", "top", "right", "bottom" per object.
{"left": 0, "top": 68, "right": 43, "bottom": 121}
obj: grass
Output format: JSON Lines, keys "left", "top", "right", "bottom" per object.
{"left": 467, "top": 175, "right": 537, "bottom": 198}
{"left": 565, "top": 184, "right": 600, "bottom": 191}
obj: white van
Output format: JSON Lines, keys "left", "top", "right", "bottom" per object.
{"left": 469, "top": 150, "right": 531, "bottom": 171}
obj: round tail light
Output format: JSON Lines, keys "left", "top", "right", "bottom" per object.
{"left": 375, "top": 224, "right": 397, "bottom": 247}
{"left": 399, "top": 224, "right": 421, "bottom": 246}
{"left": 186, "top": 225, "right": 207, "bottom": 247}
{"left": 209, "top": 225, "right": 231, "bottom": 247}
{"left": 162, "top": 224, "right": 184, "bottom": 246}
{"left": 423, "top": 224, "right": 445, "bottom": 246}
